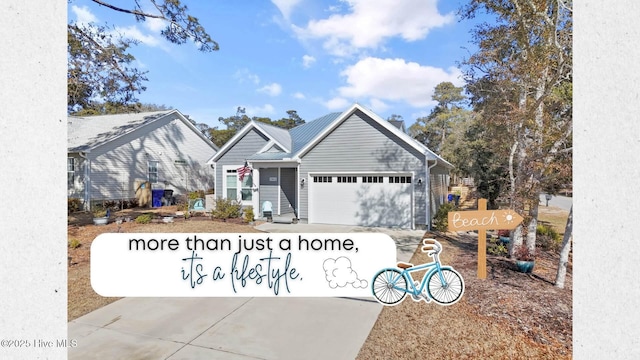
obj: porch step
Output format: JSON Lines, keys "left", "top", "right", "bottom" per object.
{"left": 261, "top": 213, "right": 298, "bottom": 224}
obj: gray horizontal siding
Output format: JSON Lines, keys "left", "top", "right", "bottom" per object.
{"left": 259, "top": 168, "right": 278, "bottom": 216}
{"left": 280, "top": 168, "right": 296, "bottom": 215}
{"left": 428, "top": 164, "right": 451, "bottom": 218}
{"left": 215, "top": 128, "right": 269, "bottom": 198}
{"left": 299, "top": 110, "right": 427, "bottom": 224}
{"left": 87, "top": 116, "right": 216, "bottom": 201}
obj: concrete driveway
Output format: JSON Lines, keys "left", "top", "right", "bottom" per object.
{"left": 68, "top": 224, "right": 424, "bottom": 360}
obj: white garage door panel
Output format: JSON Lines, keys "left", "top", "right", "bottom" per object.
{"left": 309, "top": 175, "right": 412, "bottom": 227}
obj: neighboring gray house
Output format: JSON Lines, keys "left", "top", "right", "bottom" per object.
{"left": 68, "top": 110, "right": 218, "bottom": 209}
{"left": 208, "top": 103, "right": 452, "bottom": 229}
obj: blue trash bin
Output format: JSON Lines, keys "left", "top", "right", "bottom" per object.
{"left": 152, "top": 189, "right": 164, "bottom": 207}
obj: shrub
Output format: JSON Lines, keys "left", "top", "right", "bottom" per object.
{"left": 243, "top": 206, "right": 255, "bottom": 223}
{"left": 497, "top": 229, "right": 510, "bottom": 237}
{"left": 213, "top": 197, "right": 242, "bottom": 219}
{"left": 92, "top": 206, "right": 107, "bottom": 218}
{"left": 126, "top": 198, "right": 139, "bottom": 209}
{"left": 68, "top": 198, "right": 82, "bottom": 214}
{"left": 188, "top": 190, "right": 205, "bottom": 200}
{"left": 68, "top": 238, "right": 81, "bottom": 249}
{"left": 104, "top": 200, "right": 119, "bottom": 210}
{"left": 135, "top": 213, "right": 154, "bottom": 224}
{"left": 432, "top": 203, "right": 455, "bottom": 232}
{"left": 537, "top": 223, "right": 562, "bottom": 252}
{"left": 176, "top": 201, "right": 189, "bottom": 212}
{"left": 487, "top": 237, "right": 508, "bottom": 256}
{"left": 513, "top": 245, "right": 537, "bottom": 261}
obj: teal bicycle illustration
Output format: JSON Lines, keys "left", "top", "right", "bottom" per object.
{"left": 371, "top": 238, "right": 464, "bottom": 306}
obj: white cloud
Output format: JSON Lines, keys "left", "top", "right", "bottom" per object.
{"left": 70, "top": 3, "right": 171, "bottom": 53}
{"left": 337, "top": 57, "right": 464, "bottom": 108}
{"left": 302, "top": 55, "right": 316, "bottom": 68}
{"left": 410, "top": 110, "right": 431, "bottom": 120}
{"left": 257, "top": 83, "right": 283, "bottom": 97}
{"left": 113, "top": 25, "right": 162, "bottom": 47}
{"left": 71, "top": 5, "right": 97, "bottom": 26}
{"left": 294, "top": 0, "right": 454, "bottom": 57}
{"left": 293, "top": 92, "right": 306, "bottom": 99}
{"left": 324, "top": 97, "right": 350, "bottom": 110}
{"left": 368, "top": 98, "right": 389, "bottom": 113}
{"left": 144, "top": 17, "right": 166, "bottom": 33}
{"left": 271, "top": 0, "right": 302, "bottom": 20}
{"left": 244, "top": 104, "right": 276, "bottom": 116}
{"left": 234, "top": 69, "right": 261, "bottom": 85}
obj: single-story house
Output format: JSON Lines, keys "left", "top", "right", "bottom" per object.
{"left": 68, "top": 110, "right": 218, "bottom": 210}
{"left": 207, "top": 103, "right": 452, "bottom": 229}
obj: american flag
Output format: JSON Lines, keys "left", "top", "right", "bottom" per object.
{"left": 237, "top": 161, "right": 252, "bottom": 181}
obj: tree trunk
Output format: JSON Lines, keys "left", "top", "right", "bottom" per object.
{"left": 509, "top": 225, "right": 523, "bottom": 258}
{"left": 526, "top": 199, "right": 539, "bottom": 251}
{"left": 507, "top": 140, "right": 523, "bottom": 256}
{"left": 555, "top": 205, "right": 573, "bottom": 288}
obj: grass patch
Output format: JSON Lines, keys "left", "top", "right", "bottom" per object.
{"left": 538, "top": 206, "right": 569, "bottom": 237}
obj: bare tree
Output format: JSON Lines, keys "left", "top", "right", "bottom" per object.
{"left": 555, "top": 205, "right": 572, "bottom": 288}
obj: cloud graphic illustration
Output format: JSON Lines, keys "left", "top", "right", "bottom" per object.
{"left": 323, "top": 257, "right": 368, "bottom": 289}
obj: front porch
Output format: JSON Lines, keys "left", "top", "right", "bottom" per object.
{"left": 248, "top": 160, "right": 299, "bottom": 223}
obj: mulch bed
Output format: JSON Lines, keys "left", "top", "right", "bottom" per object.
{"left": 67, "top": 206, "right": 264, "bottom": 321}
{"left": 435, "top": 231, "right": 572, "bottom": 354}
{"left": 357, "top": 230, "right": 572, "bottom": 359}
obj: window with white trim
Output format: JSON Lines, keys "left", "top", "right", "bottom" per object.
{"left": 240, "top": 171, "right": 253, "bottom": 201}
{"left": 225, "top": 169, "right": 237, "bottom": 199}
{"left": 67, "top": 157, "right": 75, "bottom": 189}
{"left": 148, "top": 160, "right": 159, "bottom": 184}
{"left": 225, "top": 167, "right": 253, "bottom": 202}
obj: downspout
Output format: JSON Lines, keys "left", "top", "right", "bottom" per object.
{"left": 296, "top": 160, "right": 301, "bottom": 221}
{"left": 426, "top": 158, "right": 438, "bottom": 231}
{"left": 277, "top": 167, "right": 281, "bottom": 215}
{"left": 79, "top": 152, "right": 90, "bottom": 211}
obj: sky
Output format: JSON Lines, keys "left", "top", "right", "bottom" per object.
{"left": 68, "top": 0, "right": 488, "bottom": 129}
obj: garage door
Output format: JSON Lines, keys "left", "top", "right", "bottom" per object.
{"left": 309, "top": 174, "right": 413, "bottom": 227}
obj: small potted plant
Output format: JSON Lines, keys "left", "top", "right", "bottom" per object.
{"left": 92, "top": 207, "right": 109, "bottom": 225}
{"left": 497, "top": 229, "right": 510, "bottom": 245}
{"left": 513, "top": 245, "right": 536, "bottom": 273}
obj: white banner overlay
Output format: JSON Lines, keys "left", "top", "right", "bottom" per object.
{"left": 91, "top": 233, "right": 397, "bottom": 297}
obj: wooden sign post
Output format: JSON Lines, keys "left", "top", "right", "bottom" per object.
{"left": 447, "top": 198, "right": 523, "bottom": 279}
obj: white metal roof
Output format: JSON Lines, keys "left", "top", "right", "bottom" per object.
{"left": 68, "top": 111, "right": 173, "bottom": 152}
{"left": 68, "top": 110, "right": 218, "bottom": 153}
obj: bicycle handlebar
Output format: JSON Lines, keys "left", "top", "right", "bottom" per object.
{"left": 421, "top": 238, "right": 442, "bottom": 255}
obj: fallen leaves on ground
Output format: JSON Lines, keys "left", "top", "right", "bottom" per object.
{"left": 357, "top": 231, "right": 572, "bottom": 359}
{"left": 67, "top": 207, "right": 264, "bottom": 321}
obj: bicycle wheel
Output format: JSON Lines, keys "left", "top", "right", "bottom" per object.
{"left": 427, "top": 269, "right": 464, "bottom": 305}
{"left": 372, "top": 269, "right": 407, "bottom": 305}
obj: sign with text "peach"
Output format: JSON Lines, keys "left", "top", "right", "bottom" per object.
{"left": 448, "top": 209, "right": 523, "bottom": 232}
